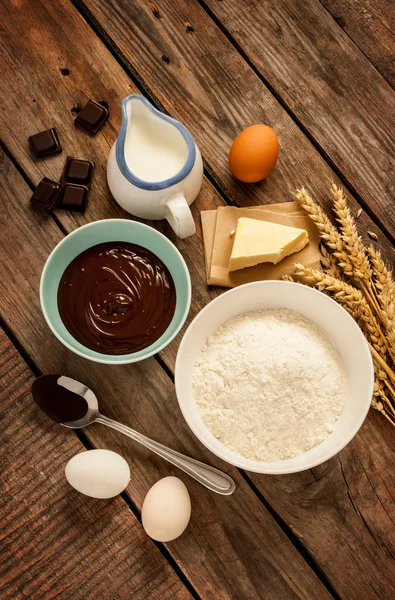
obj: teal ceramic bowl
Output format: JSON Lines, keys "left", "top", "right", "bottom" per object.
{"left": 40, "top": 219, "right": 191, "bottom": 364}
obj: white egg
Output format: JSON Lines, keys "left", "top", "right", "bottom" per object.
{"left": 65, "top": 449, "right": 130, "bottom": 499}
{"left": 142, "top": 476, "right": 191, "bottom": 542}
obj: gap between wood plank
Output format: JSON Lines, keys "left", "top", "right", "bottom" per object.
{"left": 0, "top": 315, "right": 203, "bottom": 600}
{"left": 0, "top": 139, "right": 338, "bottom": 599}
{"left": 238, "top": 471, "right": 342, "bottom": 600}
{"left": 316, "top": 0, "right": 395, "bottom": 91}
{"left": 69, "top": 0, "right": 394, "bottom": 247}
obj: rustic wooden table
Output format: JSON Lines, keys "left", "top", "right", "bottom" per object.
{"left": 1, "top": 1, "right": 394, "bottom": 598}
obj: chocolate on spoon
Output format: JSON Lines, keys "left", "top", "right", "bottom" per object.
{"left": 32, "top": 374, "right": 88, "bottom": 423}
{"left": 32, "top": 375, "right": 235, "bottom": 495}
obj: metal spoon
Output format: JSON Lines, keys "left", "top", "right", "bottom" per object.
{"left": 33, "top": 375, "right": 235, "bottom": 496}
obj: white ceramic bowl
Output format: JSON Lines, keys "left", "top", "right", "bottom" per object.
{"left": 175, "top": 281, "right": 374, "bottom": 474}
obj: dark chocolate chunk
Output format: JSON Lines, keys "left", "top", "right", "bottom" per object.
{"left": 30, "top": 177, "right": 61, "bottom": 209}
{"left": 56, "top": 183, "right": 89, "bottom": 212}
{"left": 29, "top": 128, "right": 62, "bottom": 158}
{"left": 74, "top": 99, "right": 109, "bottom": 134}
{"left": 66, "top": 159, "right": 92, "bottom": 182}
{"left": 61, "top": 156, "right": 94, "bottom": 188}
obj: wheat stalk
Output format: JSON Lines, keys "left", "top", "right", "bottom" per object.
{"left": 295, "top": 188, "right": 353, "bottom": 277}
{"left": 372, "top": 391, "right": 395, "bottom": 426}
{"left": 369, "top": 345, "right": 395, "bottom": 388}
{"left": 320, "top": 245, "right": 345, "bottom": 280}
{"left": 367, "top": 245, "right": 394, "bottom": 294}
{"left": 330, "top": 184, "right": 384, "bottom": 320}
{"left": 293, "top": 265, "right": 389, "bottom": 361}
{"left": 373, "top": 377, "right": 395, "bottom": 418}
{"left": 331, "top": 184, "right": 372, "bottom": 280}
{"left": 367, "top": 245, "right": 395, "bottom": 364}
{"left": 294, "top": 186, "right": 395, "bottom": 426}
{"left": 385, "top": 303, "right": 395, "bottom": 366}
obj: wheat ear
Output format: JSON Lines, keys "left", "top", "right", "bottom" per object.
{"left": 372, "top": 391, "right": 395, "bottom": 426}
{"left": 330, "top": 184, "right": 384, "bottom": 321}
{"left": 331, "top": 185, "right": 371, "bottom": 279}
{"left": 293, "top": 265, "right": 390, "bottom": 363}
{"left": 373, "top": 376, "right": 395, "bottom": 416}
{"left": 367, "top": 245, "right": 395, "bottom": 364}
{"left": 295, "top": 188, "right": 353, "bottom": 277}
{"left": 293, "top": 185, "right": 395, "bottom": 427}
{"left": 320, "top": 245, "right": 344, "bottom": 280}
{"left": 367, "top": 245, "right": 394, "bottom": 294}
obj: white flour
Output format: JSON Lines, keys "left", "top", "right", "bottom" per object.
{"left": 192, "top": 309, "right": 347, "bottom": 461}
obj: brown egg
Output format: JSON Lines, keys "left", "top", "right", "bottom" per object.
{"left": 229, "top": 124, "right": 279, "bottom": 183}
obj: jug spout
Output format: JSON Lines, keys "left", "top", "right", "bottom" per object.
{"left": 116, "top": 94, "right": 196, "bottom": 190}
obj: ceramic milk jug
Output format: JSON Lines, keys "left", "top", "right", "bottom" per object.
{"left": 107, "top": 95, "right": 203, "bottom": 239}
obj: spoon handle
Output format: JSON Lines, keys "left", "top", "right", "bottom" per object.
{"left": 95, "top": 414, "right": 235, "bottom": 496}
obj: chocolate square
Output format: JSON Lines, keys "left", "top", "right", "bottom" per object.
{"left": 56, "top": 183, "right": 89, "bottom": 212}
{"left": 61, "top": 157, "right": 94, "bottom": 187}
{"left": 30, "top": 177, "right": 61, "bottom": 209}
{"left": 66, "top": 159, "right": 92, "bottom": 182}
{"left": 29, "top": 128, "right": 62, "bottom": 158}
{"left": 74, "top": 99, "right": 109, "bottom": 134}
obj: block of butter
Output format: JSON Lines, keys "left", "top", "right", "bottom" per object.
{"left": 229, "top": 217, "right": 309, "bottom": 272}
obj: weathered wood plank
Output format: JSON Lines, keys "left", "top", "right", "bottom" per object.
{"left": 319, "top": 0, "right": 395, "bottom": 87}
{"left": 1, "top": 1, "right": 395, "bottom": 596}
{"left": 0, "top": 332, "right": 190, "bottom": 600}
{"left": 80, "top": 0, "right": 395, "bottom": 235}
{"left": 0, "top": 151, "right": 331, "bottom": 598}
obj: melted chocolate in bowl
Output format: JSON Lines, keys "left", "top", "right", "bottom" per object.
{"left": 57, "top": 242, "right": 176, "bottom": 355}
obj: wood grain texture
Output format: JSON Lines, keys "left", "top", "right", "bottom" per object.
{"left": 0, "top": 151, "right": 331, "bottom": 599}
{"left": 319, "top": 0, "right": 395, "bottom": 87}
{"left": 196, "top": 0, "right": 395, "bottom": 236}
{"left": 0, "top": 331, "right": 190, "bottom": 600}
{"left": 1, "top": 1, "right": 395, "bottom": 597}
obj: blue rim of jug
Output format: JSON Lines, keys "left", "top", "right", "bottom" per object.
{"left": 116, "top": 94, "right": 196, "bottom": 191}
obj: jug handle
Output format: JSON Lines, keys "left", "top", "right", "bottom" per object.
{"left": 165, "top": 194, "right": 196, "bottom": 239}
